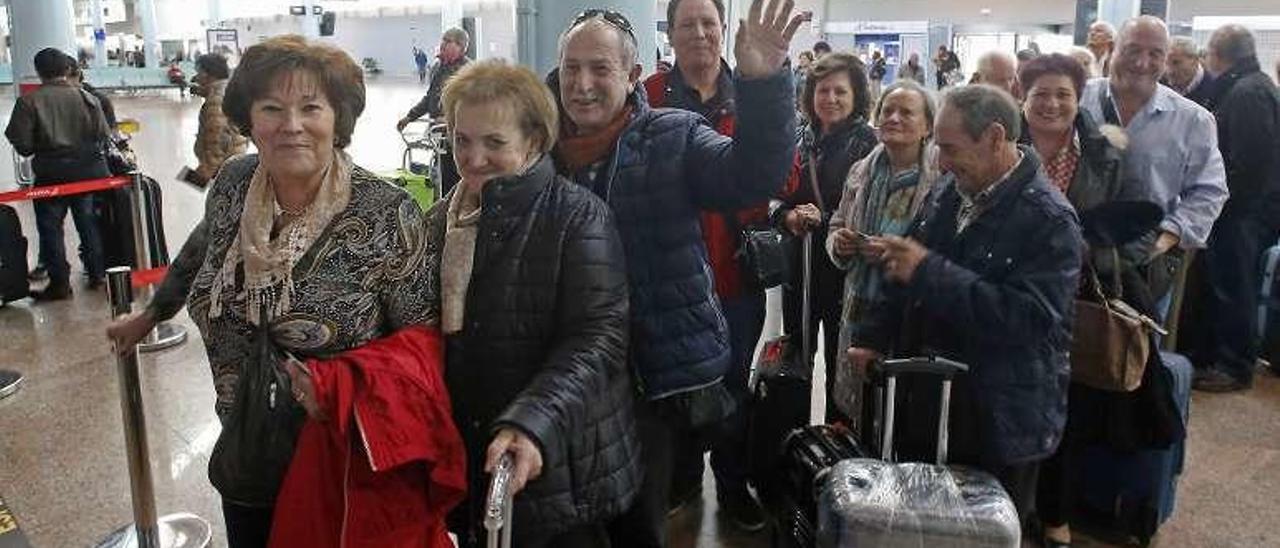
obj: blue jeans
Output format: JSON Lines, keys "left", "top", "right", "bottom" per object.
{"left": 34, "top": 195, "right": 104, "bottom": 286}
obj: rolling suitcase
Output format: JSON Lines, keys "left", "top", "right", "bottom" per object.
{"left": 0, "top": 205, "right": 30, "bottom": 303}
{"left": 1258, "top": 238, "right": 1280, "bottom": 363}
{"left": 750, "top": 232, "right": 815, "bottom": 495}
{"left": 95, "top": 175, "right": 170, "bottom": 269}
{"left": 817, "top": 356, "right": 1021, "bottom": 548}
{"left": 1072, "top": 350, "right": 1191, "bottom": 545}
{"left": 770, "top": 424, "right": 865, "bottom": 547}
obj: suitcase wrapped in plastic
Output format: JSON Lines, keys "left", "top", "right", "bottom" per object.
{"left": 818, "top": 460, "right": 1021, "bottom": 548}
{"left": 816, "top": 356, "right": 1021, "bottom": 548}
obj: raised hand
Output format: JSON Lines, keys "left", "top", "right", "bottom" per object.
{"left": 734, "top": 0, "right": 812, "bottom": 79}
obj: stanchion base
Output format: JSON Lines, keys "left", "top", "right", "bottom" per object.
{"left": 94, "top": 512, "right": 212, "bottom": 548}
{"left": 0, "top": 369, "right": 23, "bottom": 400}
{"left": 138, "top": 323, "right": 188, "bottom": 353}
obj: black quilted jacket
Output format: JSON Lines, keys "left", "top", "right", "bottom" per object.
{"left": 423, "top": 156, "right": 642, "bottom": 541}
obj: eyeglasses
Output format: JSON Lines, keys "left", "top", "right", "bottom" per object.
{"left": 570, "top": 9, "right": 637, "bottom": 44}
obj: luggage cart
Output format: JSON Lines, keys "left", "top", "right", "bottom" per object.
{"left": 387, "top": 119, "right": 448, "bottom": 211}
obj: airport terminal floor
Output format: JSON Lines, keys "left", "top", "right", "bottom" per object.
{"left": 0, "top": 78, "right": 1277, "bottom": 547}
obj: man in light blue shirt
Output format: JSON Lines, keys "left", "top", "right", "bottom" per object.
{"left": 1079, "top": 16, "right": 1226, "bottom": 307}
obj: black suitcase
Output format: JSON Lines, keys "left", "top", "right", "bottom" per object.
{"left": 0, "top": 204, "right": 30, "bottom": 303}
{"left": 749, "top": 233, "right": 816, "bottom": 492}
{"left": 95, "top": 175, "right": 169, "bottom": 269}
{"left": 770, "top": 424, "right": 865, "bottom": 547}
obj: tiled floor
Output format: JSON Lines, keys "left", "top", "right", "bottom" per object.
{"left": 0, "top": 78, "right": 1276, "bottom": 547}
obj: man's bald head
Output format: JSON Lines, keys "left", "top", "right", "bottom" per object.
{"left": 1112, "top": 16, "right": 1170, "bottom": 98}
{"left": 1116, "top": 16, "right": 1170, "bottom": 54}
{"left": 976, "top": 50, "right": 1019, "bottom": 97}
{"left": 1207, "top": 24, "right": 1256, "bottom": 76}
{"left": 1088, "top": 21, "right": 1117, "bottom": 54}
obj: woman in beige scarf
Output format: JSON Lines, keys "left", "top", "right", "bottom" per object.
{"left": 107, "top": 36, "right": 438, "bottom": 547}
{"left": 826, "top": 79, "right": 942, "bottom": 425}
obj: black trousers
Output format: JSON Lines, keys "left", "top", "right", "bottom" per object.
{"left": 782, "top": 255, "right": 843, "bottom": 423}
{"left": 223, "top": 502, "right": 273, "bottom": 548}
{"left": 671, "top": 290, "right": 766, "bottom": 500}
{"left": 607, "top": 400, "right": 675, "bottom": 548}
{"left": 1197, "top": 211, "right": 1277, "bottom": 381}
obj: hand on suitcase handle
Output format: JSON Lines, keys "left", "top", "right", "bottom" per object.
{"left": 485, "top": 428, "right": 543, "bottom": 496}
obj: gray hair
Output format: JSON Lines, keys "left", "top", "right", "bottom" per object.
{"left": 942, "top": 84, "right": 1021, "bottom": 142}
{"left": 558, "top": 16, "right": 639, "bottom": 68}
{"left": 1210, "top": 24, "right": 1256, "bottom": 65}
{"left": 874, "top": 79, "right": 937, "bottom": 130}
{"left": 1090, "top": 20, "right": 1117, "bottom": 39}
{"left": 977, "top": 50, "right": 1016, "bottom": 76}
{"left": 1067, "top": 46, "right": 1097, "bottom": 77}
{"left": 443, "top": 27, "right": 470, "bottom": 51}
{"left": 1169, "top": 36, "right": 1199, "bottom": 58}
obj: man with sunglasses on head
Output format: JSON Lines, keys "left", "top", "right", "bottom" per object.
{"left": 548, "top": 1, "right": 808, "bottom": 546}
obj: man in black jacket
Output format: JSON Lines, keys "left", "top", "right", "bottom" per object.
{"left": 397, "top": 27, "right": 470, "bottom": 129}
{"left": 4, "top": 48, "right": 111, "bottom": 300}
{"left": 850, "top": 84, "right": 1082, "bottom": 519}
{"left": 1163, "top": 36, "right": 1214, "bottom": 107}
{"left": 1191, "top": 25, "right": 1280, "bottom": 392}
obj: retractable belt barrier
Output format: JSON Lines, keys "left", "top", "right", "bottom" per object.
{"left": 0, "top": 175, "right": 169, "bottom": 289}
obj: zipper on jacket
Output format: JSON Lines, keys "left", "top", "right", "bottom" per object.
{"left": 353, "top": 405, "right": 378, "bottom": 472}
{"left": 269, "top": 380, "right": 276, "bottom": 410}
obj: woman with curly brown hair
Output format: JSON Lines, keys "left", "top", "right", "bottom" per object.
{"left": 774, "top": 51, "right": 878, "bottom": 422}
{"left": 107, "top": 35, "right": 458, "bottom": 547}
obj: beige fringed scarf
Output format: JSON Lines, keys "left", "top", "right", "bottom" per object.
{"left": 209, "top": 151, "right": 353, "bottom": 325}
{"left": 440, "top": 186, "right": 482, "bottom": 334}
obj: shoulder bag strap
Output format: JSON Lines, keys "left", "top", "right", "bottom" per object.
{"left": 807, "top": 152, "right": 827, "bottom": 214}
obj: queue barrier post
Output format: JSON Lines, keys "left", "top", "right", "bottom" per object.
{"left": 128, "top": 172, "right": 186, "bottom": 352}
{"left": 95, "top": 267, "right": 211, "bottom": 548}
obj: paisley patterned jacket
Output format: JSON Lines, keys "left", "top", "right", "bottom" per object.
{"left": 148, "top": 154, "right": 437, "bottom": 417}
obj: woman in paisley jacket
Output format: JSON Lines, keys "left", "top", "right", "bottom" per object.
{"left": 106, "top": 35, "right": 437, "bottom": 547}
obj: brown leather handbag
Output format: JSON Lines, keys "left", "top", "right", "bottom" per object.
{"left": 1070, "top": 252, "right": 1167, "bottom": 392}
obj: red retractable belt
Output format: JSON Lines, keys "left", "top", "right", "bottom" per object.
{"left": 0, "top": 176, "right": 170, "bottom": 287}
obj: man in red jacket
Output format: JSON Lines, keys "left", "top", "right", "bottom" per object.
{"left": 643, "top": 0, "right": 798, "bottom": 532}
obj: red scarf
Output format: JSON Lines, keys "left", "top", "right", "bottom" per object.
{"left": 556, "top": 106, "right": 634, "bottom": 173}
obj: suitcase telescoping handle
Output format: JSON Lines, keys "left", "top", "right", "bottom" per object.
{"left": 484, "top": 452, "right": 515, "bottom": 548}
{"left": 801, "top": 231, "right": 813, "bottom": 367}
{"left": 877, "top": 356, "right": 970, "bottom": 465}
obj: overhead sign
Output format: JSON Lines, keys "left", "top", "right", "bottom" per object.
{"left": 824, "top": 20, "right": 930, "bottom": 35}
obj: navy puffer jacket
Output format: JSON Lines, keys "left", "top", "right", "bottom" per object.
{"left": 551, "top": 69, "right": 797, "bottom": 399}
{"left": 858, "top": 149, "right": 1084, "bottom": 466}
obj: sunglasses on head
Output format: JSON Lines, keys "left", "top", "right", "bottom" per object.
{"left": 571, "top": 9, "right": 637, "bottom": 43}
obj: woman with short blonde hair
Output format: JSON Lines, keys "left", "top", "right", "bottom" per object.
{"left": 428, "top": 59, "right": 641, "bottom": 547}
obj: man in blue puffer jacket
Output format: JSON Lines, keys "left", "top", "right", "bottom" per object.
{"left": 548, "top": 3, "right": 808, "bottom": 546}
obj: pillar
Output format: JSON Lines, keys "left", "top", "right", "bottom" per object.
{"left": 207, "top": 0, "right": 223, "bottom": 30}
{"left": 517, "top": 0, "right": 656, "bottom": 78}
{"left": 92, "top": 0, "right": 106, "bottom": 68}
{"left": 8, "top": 0, "right": 77, "bottom": 83}
{"left": 442, "top": 1, "right": 464, "bottom": 32}
{"left": 136, "top": 0, "right": 160, "bottom": 67}
{"left": 1098, "top": 0, "right": 1140, "bottom": 28}
{"left": 299, "top": 0, "right": 319, "bottom": 38}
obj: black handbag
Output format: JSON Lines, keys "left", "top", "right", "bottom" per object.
{"left": 208, "top": 321, "right": 306, "bottom": 506}
{"left": 737, "top": 226, "right": 791, "bottom": 289}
